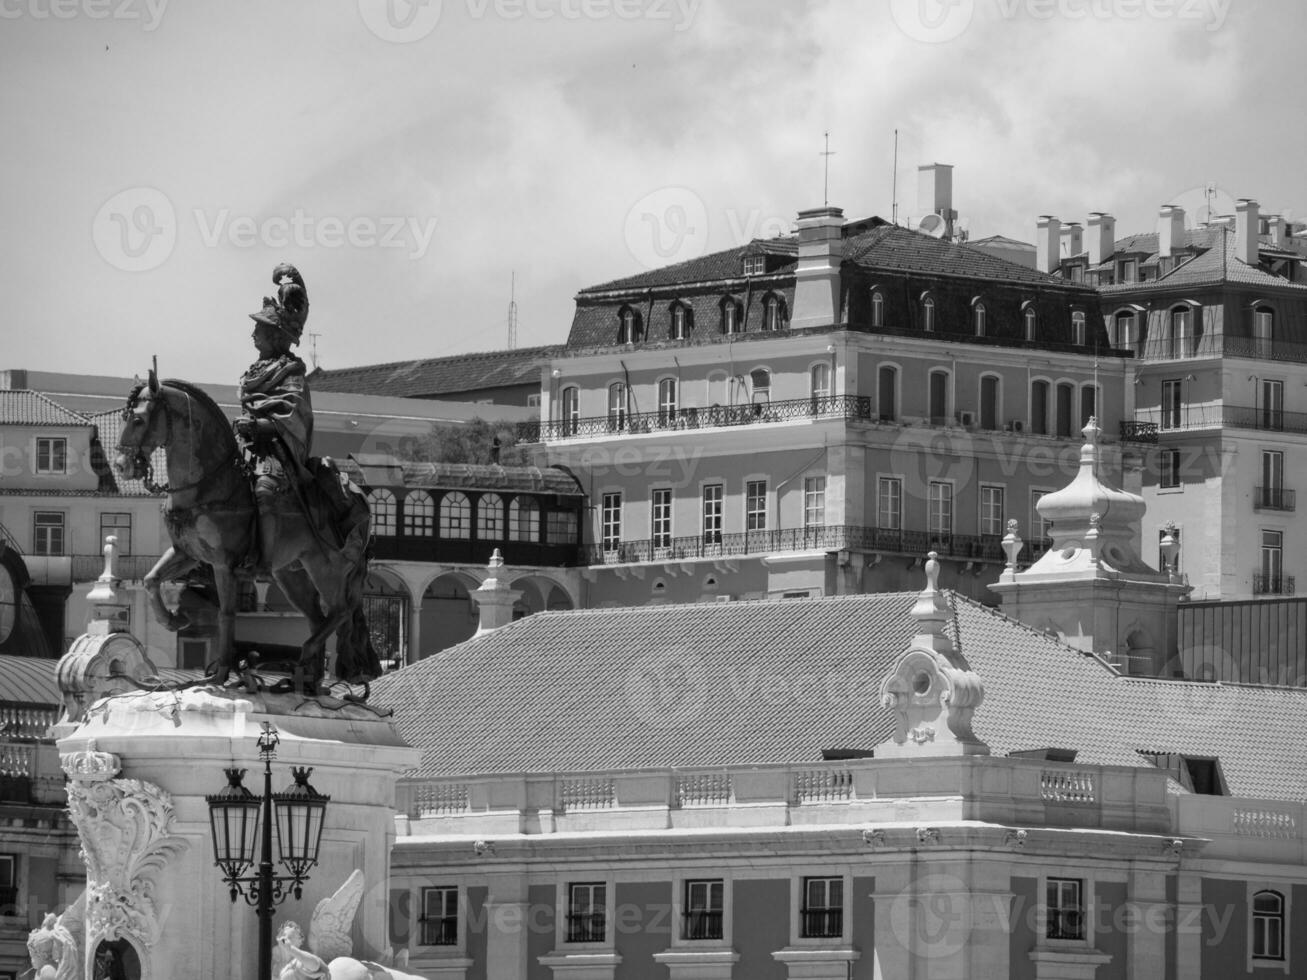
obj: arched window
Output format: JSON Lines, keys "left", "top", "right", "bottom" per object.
{"left": 1056, "top": 382, "right": 1075, "bottom": 437}
{"left": 980, "top": 375, "right": 1000, "bottom": 431}
{"left": 1112, "top": 310, "right": 1135, "bottom": 350}
{"left": 878, "top": 365, "right": 898, "bottom": 421}
{"left": 870, "top": 288, "right": 884, "bottom": 328}
{"left": 478, "top": 493, "right": 504, "bottom": 540}
{"left": 721, "top": 297, "right": 742, "bottom": 334}
{"left": 1030, "top": 380, "right": 1050, "bottom": 435}
{"left": 928, "top": 369, "right": 949, "bottom": 424}
{"left": 1252, "top": 890, "right": 1284, "bottom": 962}
{"left": 810, "top": 362, "right": 832, "bottom": 413}
{"left": 403, "top": 490, "right": 434, "bottom": 537}
{"left": 658, "top": 378, "right": 678, "bottom": 426}
{"left": 608, "top": 382, "right": 628, "bottom": 431}
{"left": 617, "top": 306, "right": 642, "bottom": 344}
{"left": 921, "top": 293, "right": 936, "bottom": 333}
{"left": 509, "top": 497, "right": 540, "bottom": 542}
{"left": 368, "top": 489, "right": 396, "bottom": 536}
{"left": 439, "top": 491, "right": 471, "bottom": 539}
{"left": 973, "top": 299, "right": 986, "bottom": 337}
{"left": 560, "top": 385, "right": 579, "bottom": 435}
{"left": 763, "top": 294, "right": 786, "bottom": 331}
{"left": 1023, "top": 303, "right": 1038, "bottom": 341}
{"left": 1071, "top": 310, "right": 1087, "bottom": 346}
{"left": 670, "top": 302, "right": 691, "bottom": 340}
{"left": 1254, "top": 304, "right": 1273, "bottom": 356}
{"left": 750, "top": 368, "right": 771, "bottom": 404}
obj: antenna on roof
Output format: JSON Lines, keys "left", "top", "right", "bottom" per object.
{"left": 891, "top": 129, "right": 899, "bottom": 225}
{"left": 507, "top": 271, "right": 518, "bottom": 350}
{"left": 820, "top": 131, "right": 836, "bottom": 207}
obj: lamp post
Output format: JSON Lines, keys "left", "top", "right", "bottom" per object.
{"left": 207, "top": 722, "right": 330, "bottom": 980}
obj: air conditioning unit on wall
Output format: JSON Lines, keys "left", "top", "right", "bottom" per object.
{"left": 959, "top": 410, "right": 976, "bottom": 428}
{"left": 1006, "top": 419, "right": 1025, "bottom": 433}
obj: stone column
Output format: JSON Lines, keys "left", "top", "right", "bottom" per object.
{"left": 408, "top": 593, "right": 423, "bottom": 665}
{"left": 483, "top": 875, "right": 532, "bottom": 980}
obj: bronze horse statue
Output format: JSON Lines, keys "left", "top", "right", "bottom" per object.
{"left": 114, "top": 369, "right": 381, "bottom": 694}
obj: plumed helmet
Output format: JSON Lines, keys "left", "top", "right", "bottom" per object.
{"left": 249, "top": 263, "right": 309, "bottom": 344}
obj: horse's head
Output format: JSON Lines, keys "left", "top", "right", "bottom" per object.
{"left": 114, "top": 369, "right": 167, "bottom": 481}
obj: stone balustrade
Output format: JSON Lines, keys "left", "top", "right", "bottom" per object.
{"left": 1173, "top": 795, "right": 1307, "bottom": 863}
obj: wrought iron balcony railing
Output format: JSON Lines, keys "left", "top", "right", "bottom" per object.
{"left": 1253, "top": 573, "right": 1295, "bottom": 596}
{"left": 565, "top": 913, "right": 606, "bottom": 943}
{"left": 682, "top": 910, "right": 723, "bottom": 941}
{"left": 1134, "top": 404, "right": 1307, "bottom": 436}
{"left": 71, "top": 553, "right": 160, "bottom": 583}
{"left": 801, "top": 908, "right": 843, "bottom": 939}
{"left": 1254, "top": 487, "right": 1296, "bottom": 512}
{"left": 1136, "top": 332, "right": 1307, "bottom": 366}
{"left": 520, "top": 395, "right": 873, "bottom": 443}
{"left": 1119, "top": 421, "right": 1158, "bottom": 444}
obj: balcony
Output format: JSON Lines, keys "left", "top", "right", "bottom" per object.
{"left": 1253, "top": 573, "right": 1295, "bottom": 596}
{"left": 371, "top": 535, "right": 580, "bottom": 568}
{"left": 583, "top": 526, "right": 1052, "bottom": 567}
{"left": 1134, "top": 404, "right": 1307, "bottom": 436}
{"left": 1137, "top": 332, "right": 1307, "bottom": 366}
{"left": 71, "top": 553, "right": 160, "bottom": 583}
{"left": 1119, "top": 421, "right": 1158, "bottom": 444}
{"left": 519, "top": 395, "right": 873, "bottom": 443}
{"left": 1254, "top": 487, "right": 1296, "bottom": 512}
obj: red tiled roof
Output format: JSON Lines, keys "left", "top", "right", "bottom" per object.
{"left": 373, "top": 591, "right": 1307, "bottom": 800}
{"left": 0, "top": 390, "right": 90, "bottom": 426}
{"left": 310, "top": 346, "right": 562, "bottom": 399}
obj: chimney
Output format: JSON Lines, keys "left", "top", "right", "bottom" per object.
{"left": 472, "top": 549, "right": 523, "bottom": 636}
{"left": 1060, "top": 222, "right": 1083, "bottom": 259}
{"left": 1236, "top": 199, "right": 1260, "bottom": 265}
{"left": 1036, "top": 215, "right": 1061, "bottom": 273}
{"left": 917, "top": 163, "right": 957, "bottom": 238}
{"left": 792, "top": 206, "right": 844, "bottom": 330}
{"left": 1264, "top": 213, "right": 1286, "bottom": 247}
{"left": 1086, "top": 212, "right": 1116, "bottom": 265}
{"left": 1158, "top": 205, "right": 1186, "bottom": 258}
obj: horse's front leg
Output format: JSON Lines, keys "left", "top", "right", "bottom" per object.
{"left": 143, "top": 548, "right": 197, "bottom": 632}
{"left": 210, "top": 564, "right": 240, "bottom": 686}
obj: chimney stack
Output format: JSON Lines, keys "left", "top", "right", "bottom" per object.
{"left": 472, "top": 549, "right": 523, "bottom": 636}
{"left": 917, "top": 163, "right": 957, "bottom": 239}
{"left": 1060, "top": 222, "right": 1083, "bottom": 260}
{"left": 1158, "top": 205, "right": 1186, "bottom": 258}
{"left": 1086, "top": 213, "right": 1116, "bottom": 265}
{"left": 792, "top": 206, "right": 845, "bottom": 330}
{"left": 1036, "top": 216, "right": 1062, "bottom": 273}
{"left": 1264, "top": 213, "right": 1286, "bottom": 247}
{"left": 1236, "top": 199, "right": 1260, "bottom": 265}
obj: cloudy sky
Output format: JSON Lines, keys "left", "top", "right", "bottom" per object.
{"left": 1, "top": 0, "right": 1299, "bottom": 383}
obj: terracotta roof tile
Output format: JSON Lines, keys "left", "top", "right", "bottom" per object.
{"left": 0, "top": 390, "right": 90, "bottom": 426}
{"left": 310, "top": 346, "right": 562, "bottom": 399}
{"left": 373, "top": 591, "right": 1307, "bottom": 801}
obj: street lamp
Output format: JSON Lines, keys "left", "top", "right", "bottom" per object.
{"left": 207, "top": 722, "right": 330, "bottom": 980}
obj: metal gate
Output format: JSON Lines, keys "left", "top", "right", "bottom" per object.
{"left": 363, "top": 593, "right": 408, "bottom": 668}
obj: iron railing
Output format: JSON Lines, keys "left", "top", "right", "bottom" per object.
{"left": 566, "top": 913, "right": 606, "bottom": 943}
{"left": 682, "top": 910, "right": 723, "bottom": 941}
{"left": 1136, "top": 333, "right": 1307, "bottom": 366}
{"left": 585, "top": 526, "right": 1052, "bottom": 566}
{"left": 1253, "top": 573, "right": 1295, "bottom": 596}
{"left": 801, "top": 908, "right": 843, "bottom": 939}
{"left": 419, "top": 916, "right": 458, "bottom": 946}
{"left": 1134, "top": 404, "right": 1306, "bottom": 436}
{"left": 70, "top": 553, "right": 159, "bottom": 582}
{"left": 1254, "top": 487, "right": 1296, "bottom": 512}
{"left": 1120, "top": 421, "right": 1159, "bottom": 444}
{"left": 521, "top": 395, "right": 873, "bottom": 442}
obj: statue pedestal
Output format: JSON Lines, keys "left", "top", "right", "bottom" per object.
{"left": 56, "top": 687, "right": 419, "bottom": 980}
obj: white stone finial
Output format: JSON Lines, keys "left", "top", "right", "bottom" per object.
{"left": 86, "top": 535, "right": 129, "bottom": 629}
{"left": 488, "top": 547, "right": 505, "bottom": 571}
{"left": 1159, "top": 522, "right": 1180, "bottom": 582}
{"left": 924, "top": 551, "right": 940, "bottom": 591}
{"left": 99, "top": 535, "right": 118, "bottom": 582}
{"left": 1001, "top": 520, "right": 1023, "bottom": 579}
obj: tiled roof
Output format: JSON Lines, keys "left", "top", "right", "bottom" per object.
{"left": 842, "top": 225, "right": 1076, "bottom": 287}
{"left": 0, "top": 390, "right": 89, "bottom": 426}
{"left": 310, "top": 346, "right": 562, "bottom": 399}
{"left": 1150, "top": 240, "right": 1307, "bottom": 291}
{"left": 341, "top": 457, "right": 584, "bottom": 496}
{"left": 0, "top": 654, "right": 60, "bottom": 706}
{"left": 374, "top": 591, "right": 1307, "bottom": 801}
{"left": 581, "top": 243, "right": 799, "bottom": 294}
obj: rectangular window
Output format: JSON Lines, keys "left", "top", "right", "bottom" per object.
{"left": 1080, "top": 386, "right": 1096, "bottom": 429}
{"left": 1254, "top": 309, "right": 1274, "bottom": 357}
{"left": 546, "top": 510, "right": 578, "bottom": 545}
{"left": 1160, "top": 449, "right": 1181, "bottom": 489}
{"left": 1120, "top": 258, "right": 1137, "bottom": 283}
{"left": 745, "top": 480, "right": 767, "bottom": 532}
{"left": 1261, "top": 379, "right": 1284, "bottom": 431}
{"left": 1170, "top": 308, "right": 1190, "bottom": 358}
{"left": 567, "top": 883, "right": 606, "bottom": 943}
{"left": 1253, "top": 891, "right": 1285, "bottom": 961}
{"left": 0, "top": 854, "right": 15, "bottom": 913}
{"left": 683, "top": 879, "right": 724, "bottom": 941}
{"left": 651, "top": 489, "right": 672, "bottom": 549}
{"left": 33, "top": 512, "right": 65, "bottom": 556}
{"left": 980, "top": 486, "right": 1004, "bottom": 537}
{"left": 99, "top": 513, "right": 132, "bottom": 555}
{"left": 561, "top": 387, "right": 580, "bottom": 435}
{"left": 1260, "top": 530, "right": 1284, "bottom": 594}
{"left": 601, "top": 493, "right": 622, "bottom": 553}
{"left": 801, "top": 876, "right": 843, "bottom": 939}
{"left": 1031, "top": 381, "right": 1049, "bottom": 435}
{"left": 803, "top": 477, "right": 826, "bottom": 529}
{"left": 878, "top": 478, "right": 902, "bottom": 531}
{"left": 527, "top": 393, "right": 541, "bottom": 408}
{"left": 980, "top": 375, "right": 999, "bottom": 431}
{"left": 702, "top": 484, "right": 723, "bottom": 544}
{"left": 1161, "top": 379, "right": 1183, "bottom": 430}
{"left": 1262, "top": 451, "right": 1285, "bottom": 511}
{"left": 420, "top": 887, "right": 458, "bottom": 946}
{"left": 1046, "top": 878, "right": 1084, "bottom": 941}
{"left": 35, "top": 437, "right": 66, "bottom": 475}
{"left": 1056, "top": 383, "right": 1074, "bottom": 438}
{"left": 928, "top": 481, "right": 953, "bottom": 541}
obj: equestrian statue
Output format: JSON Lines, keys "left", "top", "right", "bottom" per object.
{"left": 114, "top": 264, "right": 383, "bottom": 695}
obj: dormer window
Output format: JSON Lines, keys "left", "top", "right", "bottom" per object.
{"left": 1072, "top": 310, "right": 1086, "bottom": 346}
{"left": 670, "top": 302, "right": 691, "bottom": 340}
{"left": 870, "top": 288, "right": 884, "bottom": 328}
{"left": 920, "top": 293, "right": 935, "bottom": 333}
{"left": 972, "top": 298, "right": 986, "bottom": 337}
{"left": 762, "top": 294, "right": 786, "bottom": 331}
{"left": 1119, "top": 258, "right": 1138, "bottom": 283}
{"left": 721, "top": 297, "right": 743, "bottom": 335}
{"left": 743, "top": 254, "right": 766, "bottom": 277}
{"left": 618, "top": 306, "right": 642, "bottom": 345}
{"left": 1023, "top": 303, "right": 1037, "bottom": 341}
